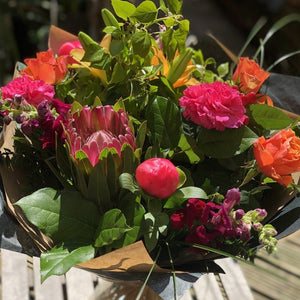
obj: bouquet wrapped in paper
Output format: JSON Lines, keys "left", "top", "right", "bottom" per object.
{"left": 0, "top": 0, "right": 300, "bottom": 298}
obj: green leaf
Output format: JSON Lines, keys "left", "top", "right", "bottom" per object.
{"left": 167, "top": 48, "right": 193, "bottom": 85}
{"left": 15, "top": 188, "right": 100, "bottom": 244}
{"left": 178, "top": 134, "right": 203, "bottom": 163}
{"left": 171, "top": 186, "right": 208, "bottom": 200}
{"left": 146, "top": 96, "right": 182, "bottom": 149}
{"left": 143, "top": 212, "right": 169, "bottom": 252}
{"left": 132, "top": 31, "right": 152, "bottom": 58}
{"left": 101, "top": 8, "right": 121, "bottom": 29}
{"left": 166, "top": 0, "right": 182, "bottom": 14}
{"left": 174, "top": 19, "right": 189, "bottom": 51}
{"left": 94, "top": 209, "right": 131, "bottom": 247}
{"left": 119, "top": 173, "right": 139, "bottom": 193}
{"left": 87, "top": 162, "right": 112, "bottom": 213}
{"left": 266, "top": 50, "right": 300, "bottom": 72}
{"left": 176, "top": 167, "right": 186, "bottom": 189}
{"left": 217, "top": 62, "right": 229, "bottom": 77}
{"left": 40, "top": 244, "right": 95, "bottom": 283}
{"left": 110, "top": 63, "right": 127, "bottom": 84}
{"left": 131, "top": 1, "right": 157, "bottom": 24}
{"left": 198, "top": 126, "right": 258, "bottom": 159}
{"left": 79, "top": 32, "right": 111, "bottom": 69}
{"left": 253, "top": 14, "right": 300, "bottom": 62}
{"left": 162, "top": 29, "right": 177, "bottom": 61}
{"left": 250, "top": 104, "right": 292, "bottom": 130}
{"left": 112, "top": 195, "right": 145, "bottom": 248}
{"left": 111, "top": 0, "right": 136, "bottom": 20}
{"left": 109, "top": 40, "right": 124, "bottom": 56}
{"left": 136, "top": 120, "right": 147, "bottom": 149}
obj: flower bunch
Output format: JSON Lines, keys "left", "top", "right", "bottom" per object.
{"left": 0, "top": 0, "right": 299, "bottom": 286}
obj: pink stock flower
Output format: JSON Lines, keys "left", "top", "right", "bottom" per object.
{"left": 223, "top": 188, "right": 241, "bottom": 212}
{"left": 170, "top": 209, "right": 186, "bottom": 229}
{"left": 66, "top": 105, "right": 136, "bottom": 167}
{"left": 1, "top": 75, "right": 55, "bottom": 107}
{"left": 135, "top": 158, "right": 179, "bottom": 198}
{"left": 179, "top": 81, "right": 248, "bottom": 131}
{"left": 38, "top": 99, "right": 72, "bottom": 148}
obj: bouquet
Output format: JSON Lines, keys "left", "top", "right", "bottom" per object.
{"left": 0, "top": 0, "right": 300, "bottom": 298}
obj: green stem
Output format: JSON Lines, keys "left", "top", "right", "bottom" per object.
{"left": 136, "top": 246, "right": 162, "bottom": 300}
{"left": 166, "top": 241, "right": 177, "bottom": 300}
{"left": 44, "top": 158, "right": 71, "bottom": 189}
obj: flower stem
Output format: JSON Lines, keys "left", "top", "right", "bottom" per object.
{"left": 136, "top": 246, "right": 162, "bottom": 300}
{"left": 166, "top": 241, "right": 177, "bottom": 300}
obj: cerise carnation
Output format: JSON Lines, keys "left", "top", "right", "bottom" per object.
{"left": 179, "top": 81, "right": 248, "bottom": 131}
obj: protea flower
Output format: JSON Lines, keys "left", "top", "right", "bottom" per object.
{"left": 66, "top": 105, "right": 136, "bottom": 167}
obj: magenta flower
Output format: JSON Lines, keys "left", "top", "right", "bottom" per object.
{"left": 170, "top": 209, "right": 186, "bottom": 229}
{"left": 135, "top": 158, "right": 179, "bottom": 198}
{"left": 1, "top": 74, "right": 55, "bottom": 107}
{"left": 38, "top": 99, "right": 72, "bottom": 148}
{"left": 66, "top": 105, "right": 136, "bottom": 167}
{"left": 179, "top": 81, "right": 248, "bottom": 131}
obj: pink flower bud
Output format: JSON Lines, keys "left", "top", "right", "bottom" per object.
{"left": 135, "top": 158, "right": 179, "bottom": 198}
{"left": 58, "top": 40, "right": 83, "bottom": 56}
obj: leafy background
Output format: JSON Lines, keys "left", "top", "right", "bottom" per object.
{"left": 0, "top": 0, "right": 300, "bottom": 86}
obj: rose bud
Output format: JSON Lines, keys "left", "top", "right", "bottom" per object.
{"left": 58, "top": 40, "right": 83, "bottom": 56}
{"left": 135, "top": 158, "right": 179, "bottom": 198}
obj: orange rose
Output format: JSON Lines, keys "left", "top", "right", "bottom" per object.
{"left": 22, "top": 49, "right": 69, "bottom": 84}
{"left": 253, "top": 128, "right": 300, "bottom": 186}
{"left": 233, "top": 57, "right": 270, "bottom": 94}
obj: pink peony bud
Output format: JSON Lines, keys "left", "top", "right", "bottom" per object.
{"left": 135, "top": 158, "right": 179, "bottom": 198}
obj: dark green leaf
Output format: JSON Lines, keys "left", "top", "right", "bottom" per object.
{"left": 109, "top": 40, "right": 124, "bottom": 56}
{"left": 88, "top": 162, "right": 112, "bottom": 213}
{"left": 110, "top": 63, "right": 127, "bottom": 84}
{"left": 112, "top": 195, "right": 145, "bottom": 247}
{"left": 15, "top": 188, "right": 100, "bottom": 244}
{"left": 146, "top": 96, "right": 182, "bottom": 149}
{"left": 111, "top": 0, "right": 136, "bottom": 20}
{"left": 40, "top": 244, "right": 95, "bottom": 282}
{"left": 198, "top": 126, "right": 258, "bottom": 159}
{"left": 136, "top": 120, "right": 147, "bottom": 149}
{"left": 132, "top": 31, "right": 152, "bottom": 58}
{"left": 143, "top": 212, "right": 169, "bottom": 252}
{"left": 250, "top": 104, "right": 292, "bottom": 130}
{"left": 94, "top": 209, "right": 131, "bottom": 247}
{"left": 131, "top": 1, "right": 157, "bottom": 23}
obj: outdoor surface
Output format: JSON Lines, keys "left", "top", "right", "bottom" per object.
{"left": 240, "top": 229, "right": 300, "bottom": 300}
{"left": 0, "top": 230, "right": 299, "bottom": 299}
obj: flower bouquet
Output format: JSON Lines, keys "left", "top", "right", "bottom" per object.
{"left": 0, "top": 0, "right": 300, "bottom": 298}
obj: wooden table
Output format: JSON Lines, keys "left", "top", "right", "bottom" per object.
{"left": 0, "top": 249, "right": 254, "bottom": 300}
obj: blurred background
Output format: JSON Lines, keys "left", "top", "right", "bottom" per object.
{"left": 0, "top": 0, "right": 300, "bottom": 86}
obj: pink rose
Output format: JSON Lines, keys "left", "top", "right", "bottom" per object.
{"left": 179, "top": 82, "right": 248, "bottom": 131}
{"left": 135, "top": 158, "right": 179, "bottom": 198}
